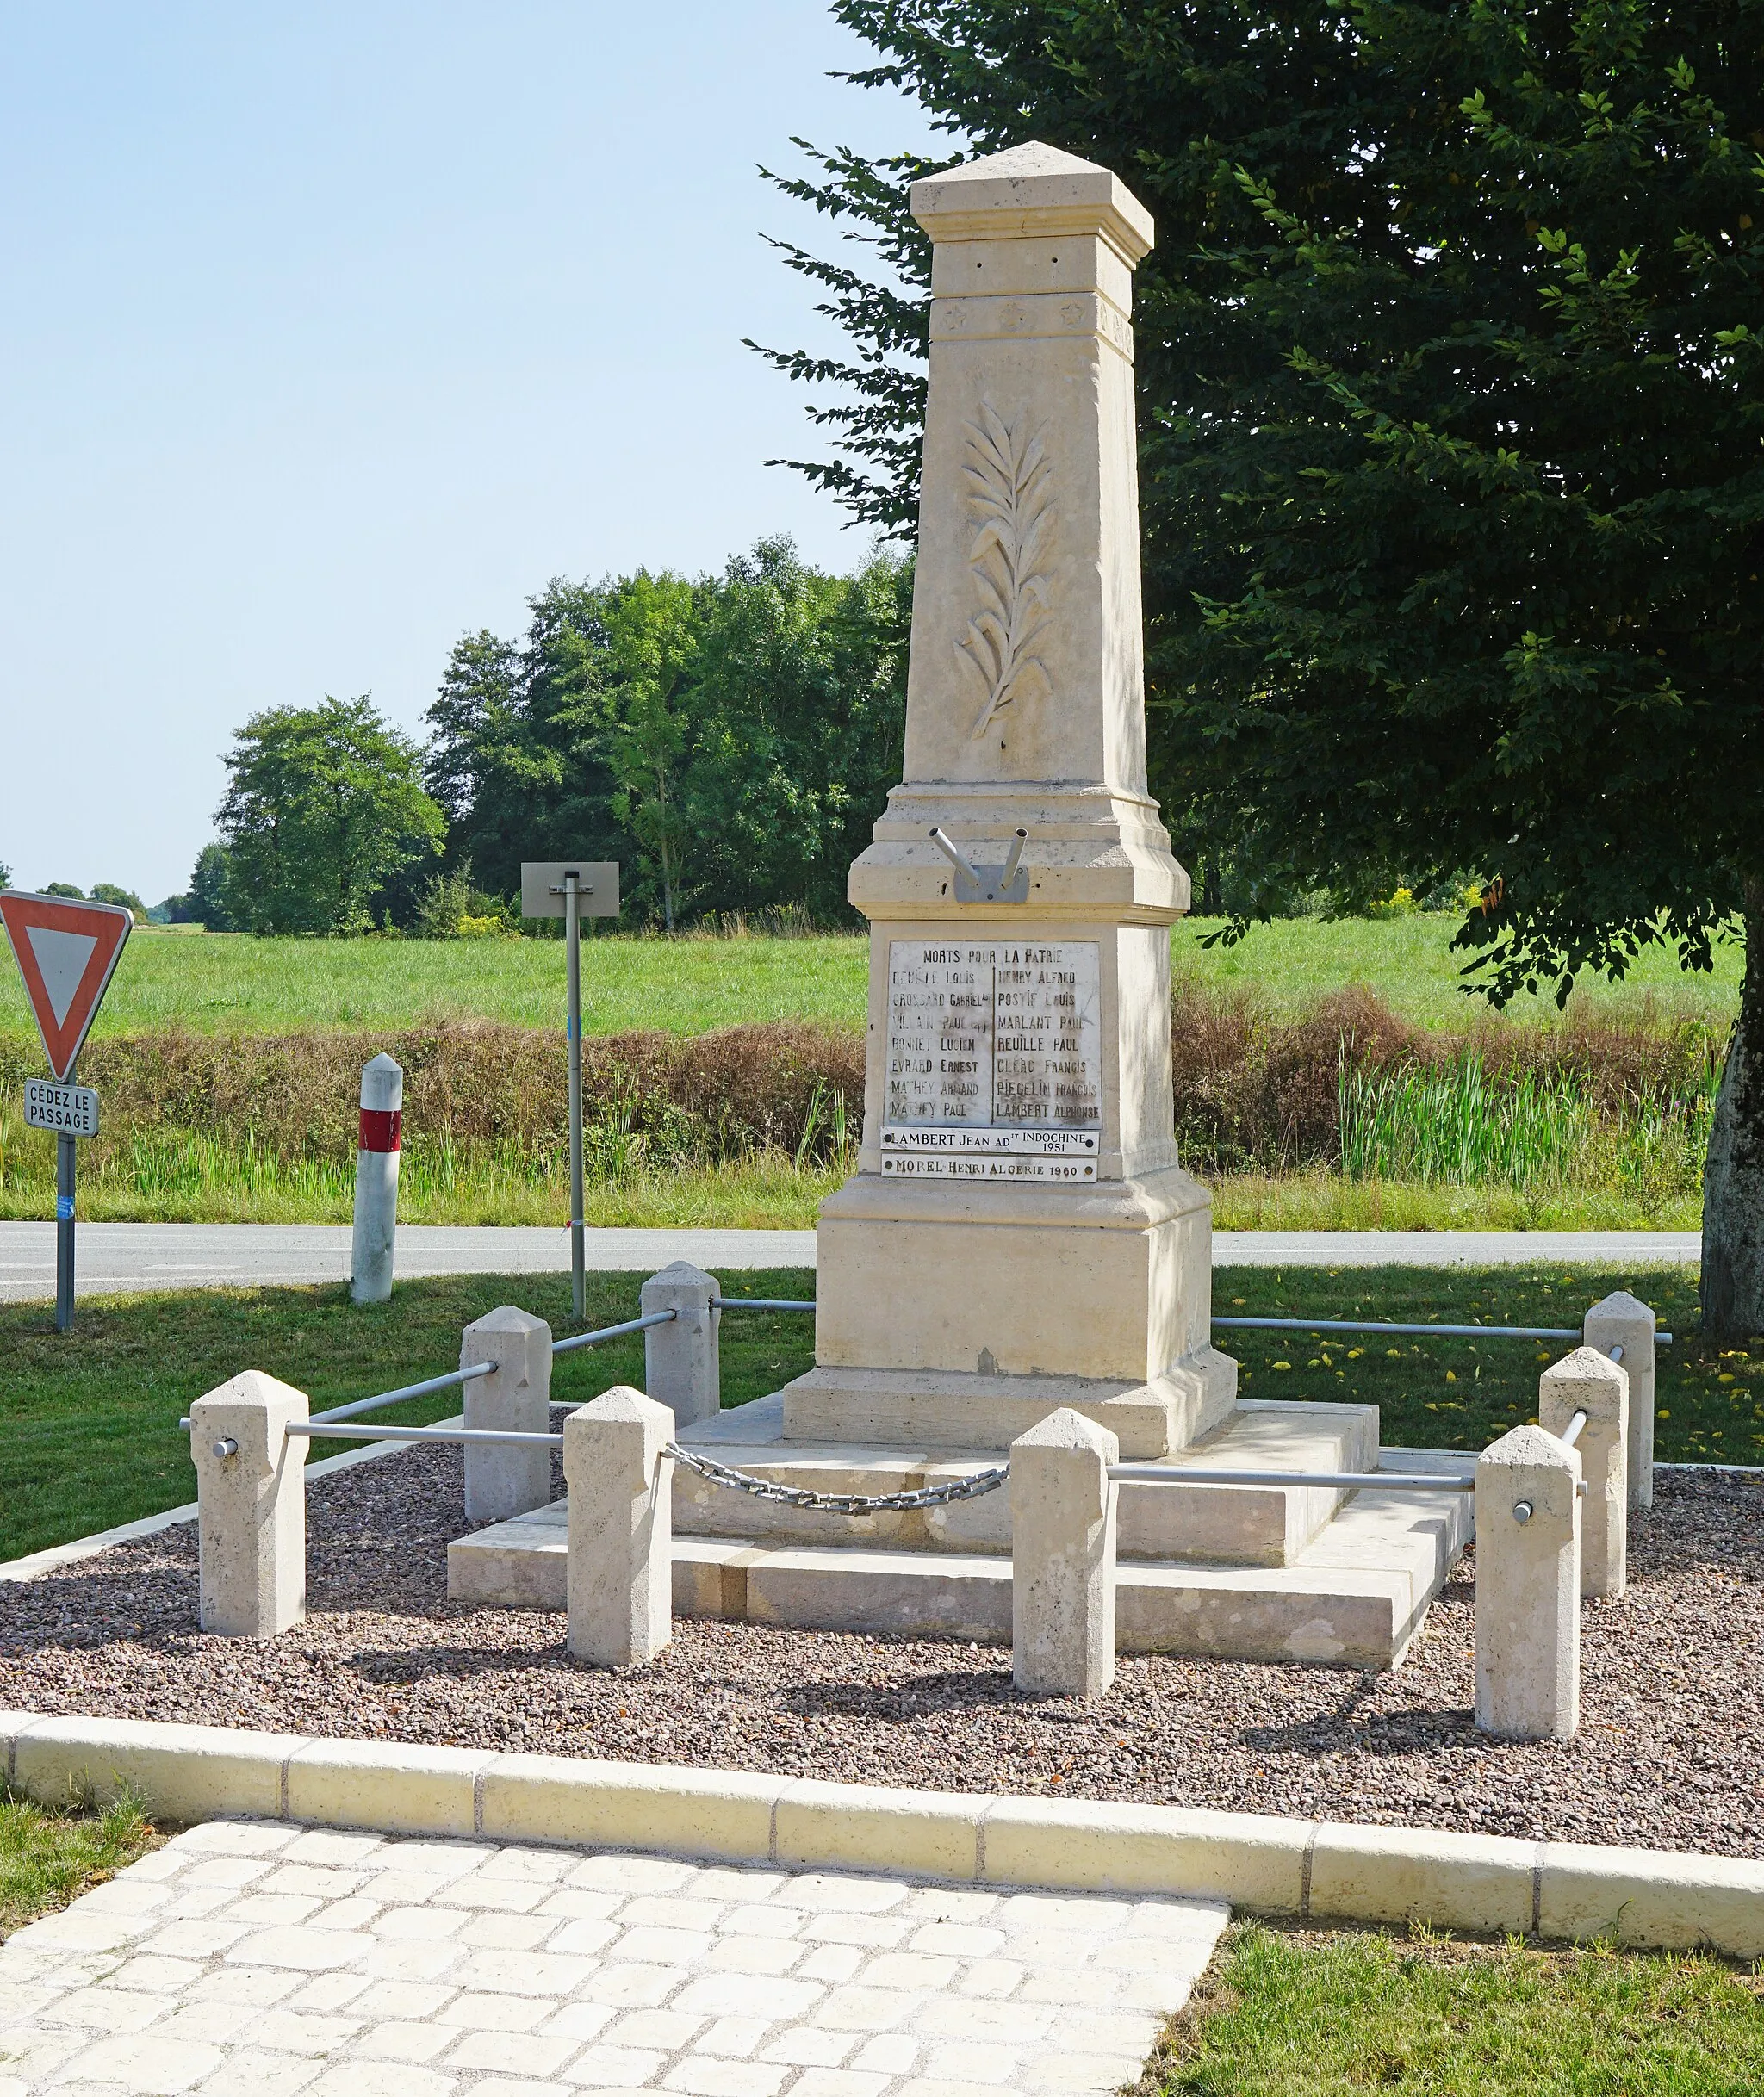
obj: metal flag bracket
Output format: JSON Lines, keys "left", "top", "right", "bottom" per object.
{"left": 929, "top": 827, "right": 1029, "bottom": 903}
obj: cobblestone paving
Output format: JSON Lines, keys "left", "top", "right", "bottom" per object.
{"left": 0, "top": 1821, "right": 1228, "bottom": 2095}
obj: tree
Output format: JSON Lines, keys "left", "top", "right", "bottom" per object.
{"left": 691, "top": 537, "right": 910, "bottom": 920}
{"left": 178, "top": 843, "right": 236, "bottom": 929}
{"left": 426, "top": 592, "right": 627, "bottom": 905}
{"left": 216, "top": 697, "right": 444, "bottom": 934}
{"left": 761, "top": 0, "right": 1764, "bottom": 1333}
{"left": 41, "top": 883, "right": 84, "bottom": 899}
{"left": 0, "top": 862, "right": 10, "bottom": 890}
{"left": 426, "top": 539, "right": 912, "bottom": 928}
{"left": 90, "top": 884, "right": 146, "bottom": 921}
{"left": 581, "top": 570, "right": 705, "bottom": 933}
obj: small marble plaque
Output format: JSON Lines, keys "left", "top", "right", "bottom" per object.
{"left": 879, "top": 1151, "right": 1097, "bottom": 1183}
{"left": 883, "top": 939, "right": 1102, "bottom": 1145}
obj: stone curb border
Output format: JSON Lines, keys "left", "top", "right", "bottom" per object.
{"left": 3, "top": 1709, "right": 1760, "bottom": 1957}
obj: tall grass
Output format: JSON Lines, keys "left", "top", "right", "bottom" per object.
{"left": 1340, "top": 1054, "right": 1594, "bottom": 1186}
{"left": 1338, "top": 1048, "right": 1717, "bottom": 1203}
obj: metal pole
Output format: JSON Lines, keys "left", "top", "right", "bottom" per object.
{"left": 55, "top": 1126, "right": 74, "bottom": 1334}
{"left": 565, "top": 869, "right": 585, "bottom": 1323}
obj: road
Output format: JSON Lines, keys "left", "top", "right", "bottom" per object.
{"left": 0, "top": 1219, "right": 1701, "bottom": 1302}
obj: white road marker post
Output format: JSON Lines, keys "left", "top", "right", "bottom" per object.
{"left": 350, "top": 1052, "right": 403, "bottom": 1305}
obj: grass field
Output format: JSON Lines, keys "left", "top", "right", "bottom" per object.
{"left": 0, "top": 1263, "right": 1748, "bottom": 1563}
{"left": 1164, "top": 1924, "right": 1764, "bottom": 2095}
{"left": 1, "top": 915, "right": 1741, "bottom": 1045}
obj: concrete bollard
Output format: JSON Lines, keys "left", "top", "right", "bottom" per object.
{"left": 640, "top": 1262, "right": 721, "bottom": 1430}
{"left": 191, "top": 1370, "right": 309, "bottom": 1637}
{"left": 1584, "top": 1290, "right": 1657, "bottom": 1509}
{"left": 350, "top": 1052, "right": 404, "bottom": 1306}
{"left": 1010, "top": 1407, "right": 1119, "bottom": 1700}
{"left": 1540, "top": 1345, "right": 1629, "bottom": 1600}
{"left": 462, "top": 1306, "right": 554, "bottom": 1523}
{"left": 1475, "top": 1424, "right": 1581, "bottom": 1740}
{"left": 564, "top": 1386, "right": 674, "bottom": 1666}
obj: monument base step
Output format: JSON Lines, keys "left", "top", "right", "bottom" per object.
{"left": 670, "top": 1393, "right": 1377, "bottom": 1566}
{"left": 446, "top": 1452, "right": 1473, "bottom": 1671}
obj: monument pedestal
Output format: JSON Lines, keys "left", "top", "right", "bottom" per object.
{"left": 786, "top": 1165, "right": 1234, "bottom": 1458}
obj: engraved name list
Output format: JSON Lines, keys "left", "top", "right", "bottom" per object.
{"left": 882, "top": 940, "right": 1102, "bottom": 1181}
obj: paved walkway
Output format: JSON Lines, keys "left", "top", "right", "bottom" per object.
{"left": 0, "top": 1220, "right": 1700, "bottom": 1301}
{"left": 0, "top": 1819, "right": 1227, "bottom": 2095}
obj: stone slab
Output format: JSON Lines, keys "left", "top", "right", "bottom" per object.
{"left": 450, "top": 1468, "right": 1473, "bottom": 1671}
{"left": 668, "top": 1392, "right": 1376, "bottom": 1566}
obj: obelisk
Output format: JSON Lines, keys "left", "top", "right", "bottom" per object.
{"left": 781, "top": 141, "right": 1236, "bottom": 1460}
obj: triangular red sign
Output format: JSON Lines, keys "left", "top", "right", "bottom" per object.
{"left": 0, "top": 891, "right": 134, "bottom": 1082}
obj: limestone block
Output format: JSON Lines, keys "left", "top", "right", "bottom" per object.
{"left": 978, "top": 1796, "right": 1307, "bottom": 1913}
{"left": 1538, "top": 1840, "right": 1764, "bottom": 1954}
{"left": 1475, "top": 1425, "right": 1581, "bottom": 1740}
{"left": 1307, "top": 1824, "right": 1536, "bottom": 1934}
{"left": 462, "top": 1305, "right": 553, "bottom": 1523}
{"left": 1539, "top": 1346, "right": 1628, "bottom": 1598}
{"left": 191, "top": 1369, "right": 309, "bottom": 1637}
{"left": 1011, "top": 1407, "right": 1118, "bottom": 1698}
{"left": 11, "top": 1715, "right": 298, "bottom": 1821}
{"left": 479, "top": 1753, "right": 784, "bottom": 1858}
{"left": 641, "top": 1262, "right": 721, "bottom": 1430}
{"left": 774, "top": 1779, "right": 985, "bottom": 1881}
{"left": 284, "top": 1739, "right": 494, "bottom": 1836}
{"left": 811, "top": 1165, "right": 1222, "bottom": 1400}
{"left": 565, "top": 1387, "right": 674, "bottom": 1666}
{"left": 1583, "top": 1291, "right": 1658, "bottom": 1509}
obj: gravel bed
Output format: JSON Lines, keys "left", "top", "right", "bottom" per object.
{"left": 0, "top": 1436, "right": 1758, "bottom": 1858}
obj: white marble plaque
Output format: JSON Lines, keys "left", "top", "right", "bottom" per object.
{"left": 879, "top": 1151, "right": 1096, "bottom": 1182}
{"left": 883, "top": 940, "right": 1102, "bottom": 1151}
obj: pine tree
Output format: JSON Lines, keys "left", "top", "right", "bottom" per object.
{"left": 760, "top": 0, "right": 1764, "bottom": 1331}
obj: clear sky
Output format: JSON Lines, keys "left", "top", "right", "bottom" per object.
{"left": 0, "top": 3, "right": 938, "bottom": 903}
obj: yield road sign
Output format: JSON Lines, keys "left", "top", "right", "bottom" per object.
{"left": 0, "top": 890, "right": 133, "bottom": 1081}
{"left": 24, "top": 1078, "right": 99, "bottom": 1136}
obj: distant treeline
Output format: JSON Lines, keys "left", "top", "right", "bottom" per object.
{"left": 163, "top": 537, "right": 911, "bottom": 936}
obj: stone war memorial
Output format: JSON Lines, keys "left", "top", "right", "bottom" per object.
{"left": 454, "top": 140, "right": 1471, "bottom": 1669}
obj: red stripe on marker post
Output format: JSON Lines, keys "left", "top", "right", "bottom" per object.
{"left": 358, "top": 1107, "right": 402, "bottom": 1153}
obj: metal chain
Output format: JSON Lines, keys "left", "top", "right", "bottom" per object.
{"left": 665, "top": 1443, "right": 1009, "bottom": 1515}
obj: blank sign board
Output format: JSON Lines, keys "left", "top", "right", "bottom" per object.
{"left": 519, "top": 862, "right": 620, "bottom": 921}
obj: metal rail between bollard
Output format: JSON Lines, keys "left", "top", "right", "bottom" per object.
{"left": 288, "top": 1421, "right": 565, "bottom": 1449}
{"left": 1107, "top": 1463, "right": 1475, "bottom": 1492}
{"left": 677, "top": 1302, "right": 1677, "bottom": 1346}
{"left": 1213, "top": 1315, "right": 1674, "bottom": 1345}
{"left": 552, "top": 1309, "right": 677, "bottom": 1356}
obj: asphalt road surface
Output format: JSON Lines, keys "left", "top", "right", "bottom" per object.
{"left": 0, "top": 1220, "right": 1701, "bottom": 1302}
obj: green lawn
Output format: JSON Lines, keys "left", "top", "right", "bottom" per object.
{"left": 1, "top": 915, "right": 1739, "bottom": 1046}
{"left": 0, "top": 1792, "right": 158, "bottom": 1940}
{"left": 1164, "top": 1924, "right": 1764, "bottom": 2095}
{"left": 0, "top": 1263, "right": 1750, "bottom": 1564}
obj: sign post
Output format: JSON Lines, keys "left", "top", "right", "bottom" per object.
{"left": 0, "top": 890, "right": 134, "bottom": 1332}
{"left": 520, "top": 861, "right": 619, "bottom": 1321}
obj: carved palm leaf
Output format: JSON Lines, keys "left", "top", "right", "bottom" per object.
{"left": 953, "top": 401, "right": 1057, "bottom": 741}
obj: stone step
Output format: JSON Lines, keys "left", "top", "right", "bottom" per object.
{"left": 446, "top": 1458, "right": 1473, "bottom": 1672}
{"left": 668, "top": 1393, "right": 1376, "bottom": 1567}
